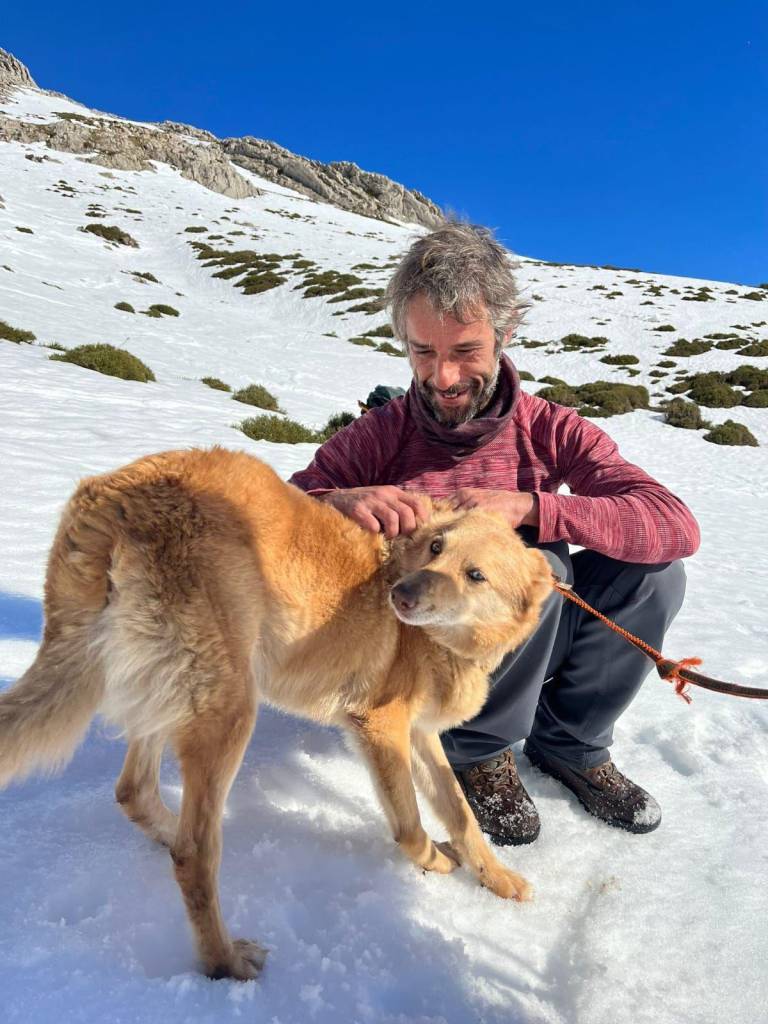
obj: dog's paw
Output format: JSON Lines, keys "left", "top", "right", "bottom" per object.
{"left": 435, "top": 840, "right": 462, "bottom": 868}
{"left": 423, "top": 840, "right": 461, "bottom": 874}
{"left": 209, "top": 939, "right": 268, "bottom": 981}
{"left": 483, "top": 866, "right": 533, "bottom": 902}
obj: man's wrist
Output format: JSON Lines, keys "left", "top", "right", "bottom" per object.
{"left": 521, "top": 493, "right": 539, "bottom": 527}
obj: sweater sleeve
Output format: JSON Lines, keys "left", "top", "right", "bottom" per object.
{"left": 288, "top": 403, "right": 402, "bottom": 494}
{"left": 535, "top": 406, "right": 700, "bottom": 563}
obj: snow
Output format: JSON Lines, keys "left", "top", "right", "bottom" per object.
{"left": 1, "top": 86, "right": 767, "bottom": 1024}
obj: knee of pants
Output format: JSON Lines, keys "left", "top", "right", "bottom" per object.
{"left": 538, "top": 541, "right": 573, "bottom": 588}
{"left": 641, "top": 559, "right": 687, "bottom": 620}
{"left": 630, "top": 557, "right": 692, "bottom": 618}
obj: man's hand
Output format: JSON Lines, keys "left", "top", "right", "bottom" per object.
{"left": 448, "top": 488, "right": 539, "bottom": 529}
{"left": 321, "top": 486, "right": 430, "bottom": 538}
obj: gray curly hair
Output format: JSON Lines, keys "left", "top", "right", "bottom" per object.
{"left": 386, "top": 221, "right": 527, "bottom": 351}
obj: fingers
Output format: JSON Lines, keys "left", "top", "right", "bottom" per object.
{"left": 397, "top": 490, "right": 431, "bottom": 525}
{"left": 327, "top": 487, "right": 430, "bottom": 538}
{"left": 449, "top": 488, "right": 479, "bottom": 511}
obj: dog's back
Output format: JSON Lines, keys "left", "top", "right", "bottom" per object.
{"left": 0, "top": 447, "right": 394, "bottom": 784}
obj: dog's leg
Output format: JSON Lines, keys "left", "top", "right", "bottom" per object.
{"left": 351, "top": 701, "right": 459, "bottom": 876}
{"left": 170, "top": 702, "right": 266, "bottom": 981}
{"left": 115, "top": 734, "right": 178, "bottom": 848}
{"left": 411, "top": 730, "right": 532, "bottom": 901}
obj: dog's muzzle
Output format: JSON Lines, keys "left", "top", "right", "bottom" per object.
{"left": 390, "top": 569, "right": 441, "bottom": 618}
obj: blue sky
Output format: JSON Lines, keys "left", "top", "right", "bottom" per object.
{"left": 3, "top": 2, "right": 765, "bottom": 283}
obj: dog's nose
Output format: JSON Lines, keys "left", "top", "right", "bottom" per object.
{"left": 391, "top": 578, "right": 420, "bottom": 613}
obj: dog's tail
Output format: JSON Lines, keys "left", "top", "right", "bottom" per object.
{"left": 0, "top": 640, "right": 104, "bottom": 788}
{"left": 0, "top": 481, "right": 115, "bottom": 789}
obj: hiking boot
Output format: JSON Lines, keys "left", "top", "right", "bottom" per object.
{"left": 455, "top": 749, "right": 540, "bottom": 846}
{"left": 523, "top": 740, "right": 661, "bottom": 834}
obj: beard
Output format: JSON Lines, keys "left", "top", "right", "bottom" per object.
{"left": 417, "top": 360, "right": 501, "bottom": 426}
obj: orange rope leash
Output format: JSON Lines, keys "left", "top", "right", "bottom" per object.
{"left": 550, "top": 579, "right": 764, "bottom": 703}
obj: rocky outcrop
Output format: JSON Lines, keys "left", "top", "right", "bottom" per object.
{"left": 0, "top": 49, "right": 36, "bottom": 98}
{"left": 0, "top": 115, "right": 261, "bottom": 200}
{"left": 222, "top": 137, "right": 444, "bottom": 227}
{"left": 0, "top": 47, "right": 444, "bottom": 226}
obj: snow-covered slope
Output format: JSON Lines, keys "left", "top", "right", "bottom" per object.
{"left": 1, "top": 83, "right": 767, "bottom": 1024}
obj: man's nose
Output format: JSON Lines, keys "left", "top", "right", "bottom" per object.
{"left": 433, "top": 358, "right": 460, "bottom": 390}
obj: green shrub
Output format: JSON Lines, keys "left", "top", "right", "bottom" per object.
{"left": 663, "top": 338, "right": 712, "bottom": 357}
{"left": 742, "top": 292, "right": 765, "bottom": 301}
{"left": 241, "top": 271, "right": 287, "bottom": 294}
{"left": 725, "top": 365, "right": 768, "bottom": 391}
{"left": 327, "top": 288, "right": 384, "bottom": 304}
{"left": 663, "top": 398, "right": 707, "bottom": 429}
{"left": 0, "top": 320, "right": 36, "bottom": 343}
{"left": 51, "top": 343, "right": 155, "bottom": 382}
{"left": 300, "top": 271, "right": 363, "bottom": 297}
{"left": 518, "top": 370, "right": 535, "bottom": 381}
{"left": 82, "top": 224, "right": 138, "bottom": 247}
{"left": 715, "top": 338, "right": 744, "bottom": 350}
{"left": 703, "top": 421, "right": 758, "bottom": 446}
{"left": 132, "top": 271, "right": 159, "bottom": 283}
{"left": 367, "top": 323, "right": 394, "bottom": 338}
{"left": 657, "top": 360, "right": 677, "bottom": 368}
{"left": 652, "top": 324, "right": 676, "bottom": 332}
{"left": 376, "top": 341, "right": 405, "bottom": 356}
{"left": 347, "top": 299, "right": 387, "bottom": 314}
{"left": 201, "top": 377, "right": 231, "bottom": 392}
{"left": 351, "top": 262, "right": 379, "bottom": 270}
{"left": 46, "top": 342, "right": 67, "bottom": 351}
{"left": 742, "top": 390, "right": 768, "bottom": 407}
{"left": 239, "top": 415, "right": 318, "bottom": 444}
{"left": 292, "top": 259, "right": 315, "bottom": 269}
{"left": 538, "top": 376, "right": 567, "bottom": 386}
{"left": 600, "top": 354, "right": 639, "bottom": 365}
{"left": 349, "top": 336, "right": 376, "bottom": 347}
{"left": 737, "top": 340, "right": 768, "bottom": 357}
{"left": 704, "top": 332, "right": 741, "bottom": 340}
{"left": 232, "top": 384, "right": 282, "bottom": 411}
{"left": 114, "top": 301, "right": 135, "bottom": 313}
{"left": 15, "top": 226, "right": 34, "bottom": 234}
{"left": 537, "top": 380, "right": 649, "bottom": 417}
{"left": 146, "top": 304, "right": 179, "bottom": 317}
{"left": 560, "top": 333, "right": 608, "bottom": 349}
{"left": 687, "top": 377, "right": 741, "bottom": 408}
{"left": 317, "top": 411, "right": 356, "bottom": 440}
{"left": 184, "top": 225, "right": 208, "bottom": 233}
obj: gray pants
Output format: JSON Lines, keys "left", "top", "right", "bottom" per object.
{"left": 441, "top": 529, "right": 687, "bottom": 770}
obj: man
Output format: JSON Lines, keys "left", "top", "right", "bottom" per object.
{"left": 289, "top": 222, "right": 700, "bottom": 846}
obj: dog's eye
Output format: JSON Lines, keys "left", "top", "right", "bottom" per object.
{"left": 430, "top": 538, "right": 443, "bottom": 555}
{"left": 466, "top": 568, "right": 486, "bottom": 583}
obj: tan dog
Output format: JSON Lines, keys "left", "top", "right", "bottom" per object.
{"left": 0, "top": 447, "right": 552, "bottom": 980}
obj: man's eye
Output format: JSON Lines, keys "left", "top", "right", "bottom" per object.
{"left": 430, "top": 538, "right": 443, "bottom": 555}
{"left": 467, "top": 568, "right": 486, "bottom": 582}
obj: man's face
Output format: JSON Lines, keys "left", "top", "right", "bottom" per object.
{"left": 404, "top": 293, "right": 501, "bottom": 426}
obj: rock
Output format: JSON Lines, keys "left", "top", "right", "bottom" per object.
{"left": 0, "top": 114, "right": 261, "bottom": 200}
{"left": 222, "top": 136, "right": 443, "bottom": 228}
{"left": 0, "top": 49, "right": 36, "bottom": 98}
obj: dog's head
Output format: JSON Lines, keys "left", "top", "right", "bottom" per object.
{"left": 387, "top": 505, "right": 553, "bottom": 658}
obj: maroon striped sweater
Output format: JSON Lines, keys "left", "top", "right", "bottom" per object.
{"left": 289, "top": 385, "right": 700, "bottom": 564}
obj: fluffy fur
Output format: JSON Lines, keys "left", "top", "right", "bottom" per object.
{"left": 0, "top": 447, "right": 553, "bottom": 980}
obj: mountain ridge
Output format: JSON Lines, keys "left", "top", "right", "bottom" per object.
{"left": 0, "top": 47, "right": 443, "bottom": 226}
